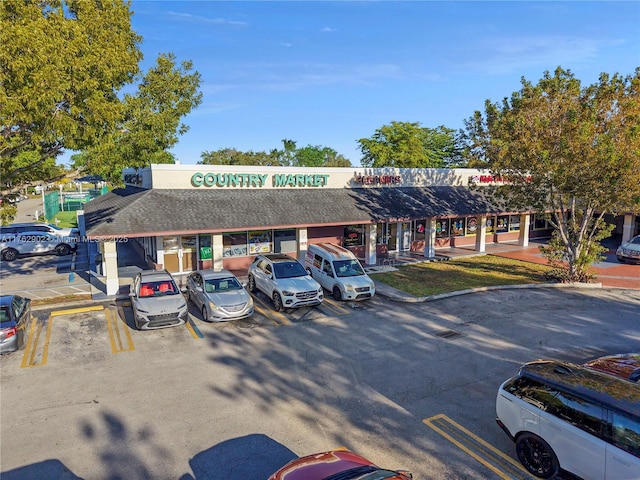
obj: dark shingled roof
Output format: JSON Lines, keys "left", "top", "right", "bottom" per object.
{"left": 83, "top": 186, "right": 505, "bottom": 238}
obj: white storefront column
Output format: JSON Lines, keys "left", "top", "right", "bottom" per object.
{"left": 212, "top": 234, "right": 224, "bottom": 270}
{"left": 475, "top": 216, "right": 487, "bottom": 252}
{"left": 424, "top": 217, "right": 436, "bottom": 258}
{"left": 297, "top": 228, "right": 308, "bottom": 261}
{"left": 519, "top": 213, "right": 531, "bottom": 247}
{"left": 365, "top": 223, "right": 377, "bottom": 265}
{"left": 622, "top": 213, "right": 635, "bottom": 242}
{"left": 102, "top": 240, "right": 120, "bottom": 295}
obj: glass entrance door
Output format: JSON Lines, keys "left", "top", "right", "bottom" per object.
{"left": 387, "top": 223, "right": 398, "bottom": 251}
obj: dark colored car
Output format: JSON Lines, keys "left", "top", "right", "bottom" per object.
{"left": 0, "top": 295, "right": 32, "bottom": 353}
{"left": 584, "top": 353, "right": 640, "bottom": 382}
{"left": 268, "top": 449, "right": 412, "bottom": 480}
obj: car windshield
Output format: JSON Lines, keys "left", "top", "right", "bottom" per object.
{"left": 139, "top": 281, "right": 179, "bottom": 297}
{"left": 204, "top": 277, "right": 242, "bottom": 293}
{"left": 629, "top": 236, "right": 640, "bottom": 245}
{"left": 324, "top": 466, "right": 402, "bottom": 480}
{"left": 333, "top": 259, "right": 365, "bottom": 277}
{"left": 273, "top": 261, "right": 307, "bottom": 279}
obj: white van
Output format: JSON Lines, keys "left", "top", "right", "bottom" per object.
{"left": 304, "top": 243, "right": 375, "bottom": 301}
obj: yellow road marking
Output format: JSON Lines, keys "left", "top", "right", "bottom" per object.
{"left": 253, "top": 297, "right": 290, "bottom": 325}
{"left": 423, "top": 414, "right": 532, "bottom": 480}
{"left": 321, "top": 298, "right": 350, "bottom": 315}
{"left": 20, "top": 315, "right": 39, "bottom": 368}
{"left": 185, "top": 320, "right": 200, "bottom": 339}
{"left": 50, "top": 305, "right": 104, "bottom": 317}
{"left": 106, "top": 307, "right": 134, "bottom": 353}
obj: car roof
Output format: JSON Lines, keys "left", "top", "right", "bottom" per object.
{"left": 584, "top": 353, "right": 640, "bottom": 383}
{"left": 138, "top": 270, "right": 175, "bottom": 282}
{"left": 518, "top": 360, "right": 640, "bottom": 417}
{"left": 261, "top": 253, "right": 297, "bottom": 262}
{"left": 197, "top": 269, "right": 237, "bottom": 280}
{"left": 0, "top": 295, "right": 16, "bottom": 307}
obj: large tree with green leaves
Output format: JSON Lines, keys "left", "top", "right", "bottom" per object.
{"left": 76, "top": 53, "right": 202, "bottom": 183}
{"left": 358, "top": 121, "right": 464, "bottom": 168}
{"left": 200, "top": 139, "right": 352, "bottom": 167}
{"left": 465, "top": 67, "right": 640, "bottom": 282}
{"left": 2, "top": 0, "right": 202, "bottom": 202}
{"left": 1, "top": 0, "right": 142, "bottom": 185}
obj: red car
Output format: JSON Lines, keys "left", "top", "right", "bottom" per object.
{"left": 268, "top": 449, "right": 413, "bottom": 480}
{"left": 584, "top": 353, "right": 640, "bottom": 382}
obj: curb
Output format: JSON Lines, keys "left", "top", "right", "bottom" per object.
{"left": 375, "top": 282, "right": 604, "bottom": 303}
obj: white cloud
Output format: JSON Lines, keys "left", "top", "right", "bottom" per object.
{"left": 166, "top": 11, "right": 247, "bottom": 26}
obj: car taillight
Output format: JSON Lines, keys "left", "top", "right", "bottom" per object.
{"left": 3, "top": 327, "right": 17, "bottom": 339}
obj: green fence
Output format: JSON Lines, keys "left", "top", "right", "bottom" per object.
{"left": 43, "top": 186, "right": 109, "bottom": 220}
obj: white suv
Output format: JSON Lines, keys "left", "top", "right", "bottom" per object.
{"left": 0, "top": 231, "right": 78, "bottom": 261}
{"left": 496, "top": 360, "right": 639, "bottom": 480}
{"left": 247, "top": 254, "right": 323, "bottom": 311}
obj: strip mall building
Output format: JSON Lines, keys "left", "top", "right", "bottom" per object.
{"left": 82, "top": 164, "right": 639, "bottom": 295}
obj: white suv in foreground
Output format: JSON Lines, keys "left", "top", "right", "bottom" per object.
{"left": 496, "top": 359, "right": 639, "bottom": 480}
{"left": 247, "top": 254, "right": 323, "bottom": 311}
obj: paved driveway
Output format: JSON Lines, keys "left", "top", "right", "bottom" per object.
{"left": 1, "top": 287, "right": 638, "bottom": 480}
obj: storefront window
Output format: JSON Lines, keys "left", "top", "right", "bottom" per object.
{"left": 274, "top": 229, "right": 296, "bottom": 253}
{"left": 466, "top": 217, "right": 478, "bottom": 236}
{"left": 343, "top": 224, "right": 364, "bottom": 247}
{"left": 496, "top": 215, "right": 509, "bottom": 233}
{"left": 198, "top": 234, "right": 212, "bottom": 260}
{"left": 223, "top": 232, "right": 248, "bottom": 257}
{"left": 162, "top": 236, "right": 179, "bottom": 251}
{"left": 533, "top": 213, "right": 548, "bottom": 230}
{"left": 248, "top": 230, "right": 272, "bottom": 254}
{"left": 414, "top": 220, "right": 426, "bottom": 241}
{"left": 181, "top": 235, "right": 197, "bottom": 250}
{"left": 450, "top": 218, "right": 466, "bottom": 237}
{"left": 509, "top": 215, "right": 521, "bottom": 231}
{"left": 435, "top": 219, "right": 449, "bottom": 238}
{"left": 486, "top": 216, "right": 495, "bottom": 234}
{"left": 376, "top": 223, "right": 387, "bottom": 244}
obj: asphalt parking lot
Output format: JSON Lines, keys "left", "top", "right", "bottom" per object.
{"left": 1, "top": 287, "right": 639, "bottom": 480}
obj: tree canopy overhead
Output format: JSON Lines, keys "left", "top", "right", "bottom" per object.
{"left": 200, "top": 139, "right": 352, "bottom": 167}
{"left": 357, "top": 121, "right": 464, "bottom": 168}
{"left": 1, "top": 0, "right": 202, "bottom": 191}
{"left": 465, "top": 67, "right": 640, "bottom": 282}
{"left": 1, "top": 0, "right": 142, "bottom": 179}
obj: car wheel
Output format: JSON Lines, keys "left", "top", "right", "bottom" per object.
{"left": 2, "top": 248, "right": 19, "bottom": 261}
{"left": 333, "top": 286, "right": 342, "bottom": 301}
{"left": 202, "top": 307, "right": 208, "bottom": 322}
{"left": 272, "top": 292, "right": 283, "bottom": 312}
{"left": 516, "top": 433, "right": 559, "bottom": 479}
{"left": 248, "top": 275, "right": 256, "bottom": 293}
{"left": 55, "top": 244, "right": 71, "bottom": 256}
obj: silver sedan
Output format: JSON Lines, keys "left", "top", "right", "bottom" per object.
{"left": 186, "top": 269, "right": 254, "bottom": 321}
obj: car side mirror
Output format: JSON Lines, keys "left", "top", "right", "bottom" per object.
{"left": 128, "top": 292, "right": 136, "bottom": 298}
{"left": 195, "top": 286, "right": 203, "bottom": 292}
{"left": 396, "top": 472, "right": 412, "bottom": 479}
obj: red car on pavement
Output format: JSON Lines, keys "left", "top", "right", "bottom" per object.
{"left": 268, "top": 449, "right": 413, "bottom": 480}
{"left": 584, "top": 353, "right": 640, "bottom": 382}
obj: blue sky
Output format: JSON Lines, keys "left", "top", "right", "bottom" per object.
{"left": 90, "top": 1, "right": 640, "bottom": 166}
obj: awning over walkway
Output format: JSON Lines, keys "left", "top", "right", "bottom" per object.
{"left": 83, "top": 186, "right": 506, "bottom": 238}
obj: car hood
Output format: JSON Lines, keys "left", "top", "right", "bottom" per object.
{"left": 620, "top": 240, "right": 640, "bottom": 252}
{"left": 276, "top": 276, "right": 320, "bottom": 292}
{"left": 135, "top": 295, "right": 186, "bottom": 314}
{"left": 206, "top": 289, "right": 250, "bottom": 306}
{"left": 335, "top": 274, "right": 374, "bottom": 288}
{"left": 270, "top": 450, "right": 372, "bottom": 480}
